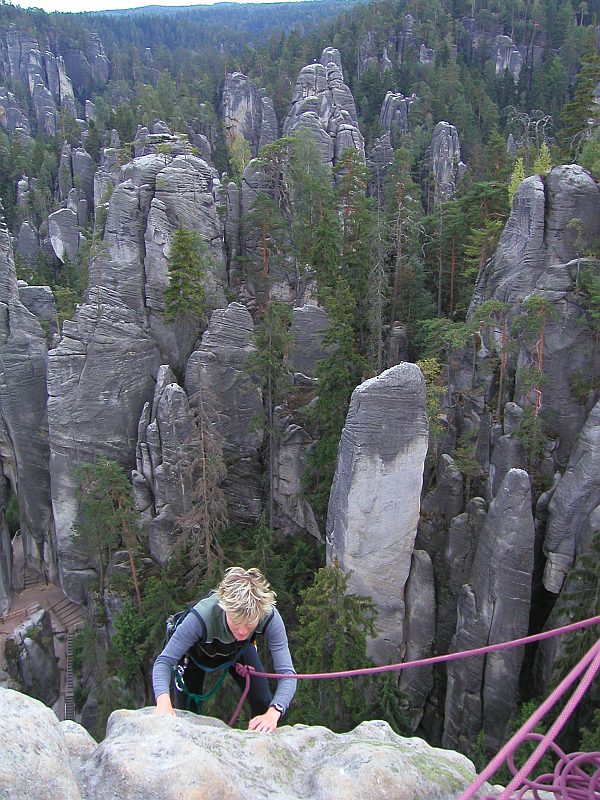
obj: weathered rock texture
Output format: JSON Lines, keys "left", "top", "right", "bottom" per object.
{"left": 428, "top": 122, "right": 466, "bottom": 207}
{"left": 542, "top": 399, "right": 600, "bottom": 593}
{"left": 132, "top": 365, "right": 198, "bottom": 564}
{"left": 0, "top": 205, "right": 55, "bottom": 585}
{"left": 380, "top": 91, "right": 418, "bottom": 145}
{"left": 493, "top": 35, "right": 522, "bottom": 80}
{"left": 283, "top": 47, "right": 364, "bottom": 168}
{"left": 443, "top": 469, "right": 534, "bottom": 754}
{"left": 0, "top": 687, "right": 493, "bottom": 800}
{"left": 185, "top": 303, "right": 263, "bottom": 525}
{"left": 221, "top": 72, "right": 278, "bottom": 155}
{"left": 327, "top": 363, "right": 429, "bottom": 664}
{"left": 47, "top": 288, "right": 162, "bottom": 603}
{"left": 17, "top": 282, "right": 59, "bottom": 338}
{"left": 4, "top": 608, "right": 60, "bottom": 706}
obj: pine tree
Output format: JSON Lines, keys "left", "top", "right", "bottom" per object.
{"left": 560, "top": 50, "right": 600, "bottom": 158}
{"left": 508, "top": 157, "right": 526, "bottom": 206}
{"left": 164, "top": 226, "right": 210, "bottom": 322}
{"left": 292, "top": 562, "right": 376, "bottom": 732}
{"left": 533, "top": 141, "right": 552, "bottom": 176}
{"left": 74, "top": 456, "right": 141, "bottom": 602}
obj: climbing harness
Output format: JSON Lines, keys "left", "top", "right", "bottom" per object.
{"left": 229, "top": 613, "right": 600, "bottom": 799}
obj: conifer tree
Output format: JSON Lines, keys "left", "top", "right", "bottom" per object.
{"left": 164, "top": 226, "right": 210, "bottom": 322}
{"left": 74, "top": 456, "right": 141, "bottom": 602}
{"left": 292, "top": 562, "right": 376, "bottom": 732}
{"left": 533, "top": 141, "right": 552, "bottom": 176}
{"left": 508, "top": 157, "right": 526, "bottom": 206}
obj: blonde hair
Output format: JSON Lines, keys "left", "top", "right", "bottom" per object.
{"left": 216, "top": 567, "right": 276, "bottom": 624}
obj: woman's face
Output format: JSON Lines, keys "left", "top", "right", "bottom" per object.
{"left": 225, "top": 612, "right": 257, "bottom": 641}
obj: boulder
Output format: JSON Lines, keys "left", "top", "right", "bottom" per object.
{"left": 443, "top": 469, "right": 534, "bottom": 754}
{"left": 0, "top": 687, "right": 81, "bottom": 800}
{"left": 327, "top": 363, "right": 429, "bottom": 664}
{"left": 380, "top": 91, "right": 418, "bottom": 145}
{"left": 185, "top": 303, "right": 263, "bottom": 525}
{"left": 15, "top": 220, "right": 40, "bottom": 272}
{"left": 0, "top": 686, "right": 493, "bottom": 800}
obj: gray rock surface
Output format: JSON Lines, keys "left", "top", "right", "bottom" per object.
{"left": 0, "top": 686, "right": 493, "bottom": 800}
{"left": 489, "top": 433, "right": 527, "bottom": 497}
{"left": 368, "top": 132, "right": 395, "bottom": 198}
{"left": 401, "top": 549, "right": 435, "bottom": 729}
{"left": 0, "top": 206, "right": 55, "bottom": 580}
{"left": 47, "top": 288, "right": 162, "bottom": 602}
{"left": 221, "top": 72, "right": 278, "bottom": 155}
{"left": 17, "top": 282, "right": 59, "bottom": 338}
{"left": 289, "top": 304, "right": 329, "bottom": 378}
{"left": 443, "top": 469, "right": 534, "bottom": 754}
{"left": 48, "top": 207, "right": 82, "bottom": 264}
{"left": 185, "top": 303, "right": 263, "bottom": 525}
{"left": 428, "top": 122, "right": 466, "bottom": 207}
{"left": 132, "top": 365, "right": 198, "bottom": 564}
{"left": 542, "top": 399, "right": 600, "bottom": 593}
{"left": 327, "top": 363, "right": 429, "bottom": 664}
{"left": 380, "top": 91, "right": 418, "bottom": 145}
{"left": 16, "top": 220, "right": 40, "bottom": 272}
{"left": 0, "top": 687, "right": 81, "bottom": 800}
{"left": 4, "top": 608, "right": 60, "bottom": 705}
{"left": 0, "top": 87, "right": 30, "bottom": 135}
{"left": 283, "top": 47, "right": 364, "bottom": 168}
{"left": 273, "top": 423, "right": 321, "bottom": 540}
{"left": 493, "top": 35, "right": 522, "bottom": 80}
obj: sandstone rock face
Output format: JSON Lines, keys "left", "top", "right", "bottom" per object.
{"left": 428, "top": 122, "right": 466, "bottom": 207}
{"left": 221, "top": 72, "right": 278, "bottom": 155}
{"left": 0, "top": 688, "right": 81, "bottom": 800}
{"left": 493, "top": 35, "right": 522, "bottom": 80}
{"left": 273, "top": 423, "right": 320, "bottom": 540}
{"left": 185, "top": 303, "right": 263, "bottom": 525}
{"left": 47, "top": 288, "right": 162, "bottom": 603}
{"left": 542, "top": 399, "right": 600, "bottom": 593}
{"left": 18, "top": 282, "right": 59, "bottom": 338}
{"left": 4, "top": 608, "right": 60, "bottom": 706}
{"left": 368, "top": 132, "right": 395, "bottom": 198}
{"left": 327, "top": 363, "right": 429, "bottom": 664}
{"left": 0, "top": 87, "right": 30, "bottom": 135}
{"left": 283, "top": 47, "right": 364, "bottom": 168}
{"left": 1, "top": 687, "right": 492, "bottom": 800}
{"left": 289, "top": 304, "right": 329, "bottom": 378}
{"left": 132, "top": 365, "right": 198, "bottom": 564}
{"left": 471, "top": 167, "right": 600, "bottom": 461}
{"left": 16, "top": 220, "right": 40, "bottom": 272}
{"left": 0, "top": 207, "right": 55, "bottom": 580}
{"left": 380, "top": 91, "right": 418, "bottom": 145}
{"left": 401, "top": 549, "right": 435, "bottom": 729}
{"left": 443, "top": 469, "right": 534, "bottom": 754}
{"left": 48, "top": 207, "right": 82, "bottom": 264}
{"left": 479, "top": 167, "right": 600, "bottom": 307}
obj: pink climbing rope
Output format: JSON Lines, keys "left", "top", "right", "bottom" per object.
{"left": 228, "top": 614, "right": 600, "bottom": 799}
{"left": 458, "top": 636, "right": 600, "bottom": 800}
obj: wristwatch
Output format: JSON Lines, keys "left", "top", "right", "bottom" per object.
{"left": 270, "top": 701, "right": 285, "bottom": 717}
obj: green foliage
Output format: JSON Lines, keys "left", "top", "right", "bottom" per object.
{"left": 111, "top": 599, "right": 147, "bottom": 684}
{"left": 532, "top": 142, "right": 552, "bottom": 176}
{"left": 488, "top": 701, "right": 554, "bottom": 787}
{"left": 291, "top": 563, "right": 376, "bottom": 732}
{"left": 73, "top": 456, "right": 139, "bottom": 598}
{"left": 508, "top": 157, "right": 526, "bottom": 207}
{"left": 513, "top": 405, "right": 546, "bottom": 467}
{"left": 164, "top": 226, "right": 210, "bottom": 322}
{"left": 229, "top": 134, "right": 252, "bottom": 181}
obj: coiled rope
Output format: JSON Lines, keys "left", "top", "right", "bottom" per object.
{"left": 228, "top": 614, "right": 600, "bottom": 799}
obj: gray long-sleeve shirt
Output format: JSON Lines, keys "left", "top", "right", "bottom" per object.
{"left": 152, "top": 604, "right": 297, "bottom": 713}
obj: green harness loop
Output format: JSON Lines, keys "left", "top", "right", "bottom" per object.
{"left": 173, "top": 664, "right": 228, "bottom": 710}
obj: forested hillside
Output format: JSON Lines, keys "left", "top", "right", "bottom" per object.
{"left": 0, "top": 0, "right": 599, "bottom": 780}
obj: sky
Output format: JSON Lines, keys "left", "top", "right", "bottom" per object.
{"left": 9, "top": 0, "right": 295, "bottom": 12}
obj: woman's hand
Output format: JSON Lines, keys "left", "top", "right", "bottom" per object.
{"left": 248, "top": 706, "right": 281, "bottom": 733}
{"left": 154, "top": 693, "right": 176, "bottom": 716}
